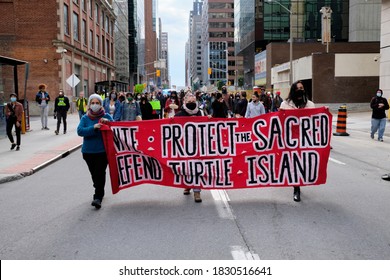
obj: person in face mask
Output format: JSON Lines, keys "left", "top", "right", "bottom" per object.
{"left": 370, "top": 89, "right": 389, "bottom": 142}
{"left": 280, "top": 81, "right": 315, "bottom": 202}
{"left": 174, "top": 93, "right": 203, "bottom": 203}
{"left": 5, "top": 93, "right": 23, "bottom": 151}
{"left": 120, "top": 92, "right": 142, "bottom": 121}
{"left": 102, "top": 90, "right": 122, "bottom": 121}
{"left": 77, "top": 94, "right": 113, "bottom": 210}
{"left": 53, "top": 90, "right": 70, "bottom": 135}
{"left": 164, "top": 91, "right": 180, "bottom": 118}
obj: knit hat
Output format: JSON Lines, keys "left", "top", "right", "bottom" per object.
{"left": 88, "top": 93, "right": 103, "bottom": 105}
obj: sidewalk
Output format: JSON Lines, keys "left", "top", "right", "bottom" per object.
{"left": 0, "top": 113, "right": 82, "bottom": 183}
{"left": 0, "top": 110, "right": 379, "bottom": 184}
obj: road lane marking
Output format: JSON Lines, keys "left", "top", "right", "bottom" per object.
{"left": 329, "top": 157, "right": 346, "bottom": 165}
{"left": 231, "top": 246, "right": 260, "bottom": 260}
{"left": 210, "top": 190, "right": 234, "bottom": 220}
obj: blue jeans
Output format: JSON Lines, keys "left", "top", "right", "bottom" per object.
{"left": 371, "top": 118, "right": 387, "bottom": 140}
{"left": 78, "top": 110, "right": 85, "bottom": 120}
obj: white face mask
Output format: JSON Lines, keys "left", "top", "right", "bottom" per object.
{"left": 90, "top": 104, "right": 101, "bottom": 112}
{"left": 377, "top": 92, "right": 382, "bottom": 97}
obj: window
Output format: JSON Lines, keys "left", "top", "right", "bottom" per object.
{"left": 105, "top": 15, "right": 109, "bottom": 32}
{"left": 82, "top": 19, "right": 87, "bottom": 45}
{"left": 73, "top": 0, "right": 79, "bottom": 5}
{"left": 95, "top": 3, "right": 99, "bottom": 24}
{"left": 89, "top": 0, "right": 93, "bottom": 17}
{"left": 96, "top": 35, "right": 100, "bottom": 52}
{"left": 102, "top": 35, "right": 105, "bottom": 56}
{"left": 101, "top": 11, "right": 104, "bottom": 29}
{"left": 81, "top": 0, "right": 86, "bottom": 11}
{"left": 64, "top": 4, "right": 69, "bottom": 35}
{"left": 73, "top": 12, "right": 79, "bottom": 41}
{"left": 89, "top": 29, "right": 94, "bottom": 49}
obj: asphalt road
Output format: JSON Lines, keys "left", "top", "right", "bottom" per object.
{"left": 1, "top": 123, "right": 390, "bottom": 260}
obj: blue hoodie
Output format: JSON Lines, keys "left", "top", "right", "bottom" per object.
{"left": 77, "top": 113, "right": 113, "bottom": 154}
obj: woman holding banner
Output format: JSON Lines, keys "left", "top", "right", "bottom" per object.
{"left": 77, "top": 94, "right": 113, "bottom": 210}
{"left": 174, "top": 93, "right": 203, "bottom": 203}
{"left": 280, "top": 81, "right": 315, "bottom": 202}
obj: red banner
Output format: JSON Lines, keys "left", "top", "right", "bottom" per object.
{"left": 101, "top": 107, "right": 332, "bottom": 194}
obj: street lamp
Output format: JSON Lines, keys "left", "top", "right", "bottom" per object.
{"left": 266, "top": 0, "right": 293, "bottom": 85}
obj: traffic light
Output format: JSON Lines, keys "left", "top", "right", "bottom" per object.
{"left": 156, "top": 70, "right": 161, "bottom": 77}
{"left": 208, "top": 68, "right": 212, "bottom": 75}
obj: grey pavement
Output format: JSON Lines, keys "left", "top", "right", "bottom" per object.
{"left": 0, "top": 112, "right": 82, "bottom": 183}
{"left": 0, "top": 108, "right": 383, "bottom": 184}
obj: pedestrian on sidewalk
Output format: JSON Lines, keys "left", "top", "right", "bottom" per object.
{"left": 35, "top": 84, "right": 51, "bottom": 130}
{"left": 370, "top": 89, "right": 389, "bottom": 142}
{"left": 280, "top": 80, "right": 315, "bottom": 202}
{"left": 5, "top": 93, "right": 23, "bottom": 151}
{"left": 76, "top": 91, "right": 88, "bottom": 119}
{"left": 77, "top": 94, "right": 113, "bottom": 210}
{"left": 54, "top": 90, "right": 70, "bottom": 135}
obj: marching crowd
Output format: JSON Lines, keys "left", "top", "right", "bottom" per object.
{"left": 6, "top": 81, "right": 389, "bottom": 209}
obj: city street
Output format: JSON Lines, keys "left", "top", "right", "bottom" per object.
{"left": 1, "top": 112, "right": 390, "bottom": 260}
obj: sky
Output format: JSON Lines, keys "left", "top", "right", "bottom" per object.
{"left": 158, "top": 0, "right": 194, "bottom": 87}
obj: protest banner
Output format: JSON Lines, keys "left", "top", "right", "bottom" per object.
{"left": 100, "top": 107, "right": 332, "bottom": 194}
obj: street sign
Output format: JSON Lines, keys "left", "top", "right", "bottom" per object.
{"left": 66, "top": 74, "right": 80, "bottom": 88}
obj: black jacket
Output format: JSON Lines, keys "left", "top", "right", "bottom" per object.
{"left": 370, "top": 96, "right": 389, "bottom": 119}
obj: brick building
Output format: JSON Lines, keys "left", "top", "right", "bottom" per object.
{"left": 0, "top": 0, "right": 116, "bottom": 115}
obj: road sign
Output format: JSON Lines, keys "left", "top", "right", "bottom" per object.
{"left": 66, "top": 74, "right": 80, "bottom": 88}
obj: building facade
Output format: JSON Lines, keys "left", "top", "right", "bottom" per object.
{"left": 0, "top": 0, "right": 116, "bottom": 114}
{"left": 144, "top": 0, "right": 158, "bottom": 90}
{"left": 114, "top": 0, "right": 129, "bottom": 86}
{"left": 201, "top": 0, "right": 241, "bottom": 87}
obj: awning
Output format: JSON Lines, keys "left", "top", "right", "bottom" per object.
{"left": 0, "top": 55, "right": 28, "bottom": 66}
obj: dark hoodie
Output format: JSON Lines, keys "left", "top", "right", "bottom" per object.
{"left": 370, "top": 93, "right": 389, "bottom": 119}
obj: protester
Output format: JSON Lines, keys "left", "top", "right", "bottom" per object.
{"left": 54, "top": 90, "right": 70, "bottom": 135}
{"left": 245, "top": 92, "right": 265, "bottom": 118}
{"left": 121, "top": 92, "right": 142, "bottom": 121}
{"left": 139, "top": 96, "right": 154, "bottom": 120}
{"left": 76, "top": 91, "right": 88, "bottom": 119}
{"left": 103, "top": 90, "right": 122, "bottom": 121}
{"left": 35, "top": 84, "right": 51, "bottom": 130}
{"left": 370, "top": 89, "right": 389, "bottom": 142}
{"left": 5, "top": 93, "right": 23, "bottom": 151}
{"left": 149, "top": 93, "right": 161, "bottom": 119}
{"left": 272, "top": 91, "right": 283, "bottom": 112}
{"left": 174, "top": 93, "right": 203, "bottom": 203}
{"left": 280, "top": 81, "right": 315, "bottom": 202}
{"left": 211, "top": 92, "right": 228, "bottom": 118}
{"left": 234, "top": 91, "right": 248, "bottom": 118}
{"left": 164, "top": 91, "right": 180, "bottom": 118}
{"left": 77, "top": 94, "right": 113, "bottom": 209}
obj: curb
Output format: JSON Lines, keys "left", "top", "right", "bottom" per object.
{"left": 0, "top": 144, "right": 82, "bottom": 184}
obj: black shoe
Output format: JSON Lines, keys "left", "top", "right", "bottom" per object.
{"left": 91, "top": 199, "right": 102, "bottom": 209}
{"left": 16, "top": 146, "right": 20, "bottom": 151}
{"left": 382, "top": 173, "right": 390, "bottom": 181}
{"left": 55, "top": 130, "right": 59, "bottom": 135}
{"left": 293, "top": 187, "right": 301, "bottom": 202}
{"left": 10, "top": 143, "right": 16, "bottom": 150}
{"left": 183, "top": 188, "right": 191, "bottom": 195}
{"left": 63, "top": 131, "right": 66, "bottom": 134}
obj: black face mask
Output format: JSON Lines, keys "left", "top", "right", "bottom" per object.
{"left": 291, "top": 89, "right": 306, "bottom": 108}
{"left": 186, "top": 102, "right": 197, "bottom": 110}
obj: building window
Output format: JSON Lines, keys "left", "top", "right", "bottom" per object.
{"left": 101, "top": 11, "right": 104, "bottom": 29}
{"left": 64, "top": 4, "right": 69, "bottom": 35}
{"left": 82, "top": 19, "right": 87, "bottom": 45}
{"left": 96, "top": 35, "right": 100, "bottom": 52}
{"left": 73, "top": 12, "right": 79, "bottom": 41}
{"left": 73, "top": 0, "right": 79, "bottom": 5}
{"left": 102, "top": 35, "right": 105, "bottom": 56}
{"left": 105, "top": 15, "right": 109, "bottom": 32}
{"left": 89, "top": 30, "right": 94, "bottom": 49}
{"left": 95, "top": 3, "right": 99, "bottom": 24}
{"left": 81, "top": 0, "right": 86, "bottom": 11}
{"left": 88, "top": 0, "right": 93, "bottom": 18}
{"left": 106, "top": 39, "right": 109, "bottom": 58}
